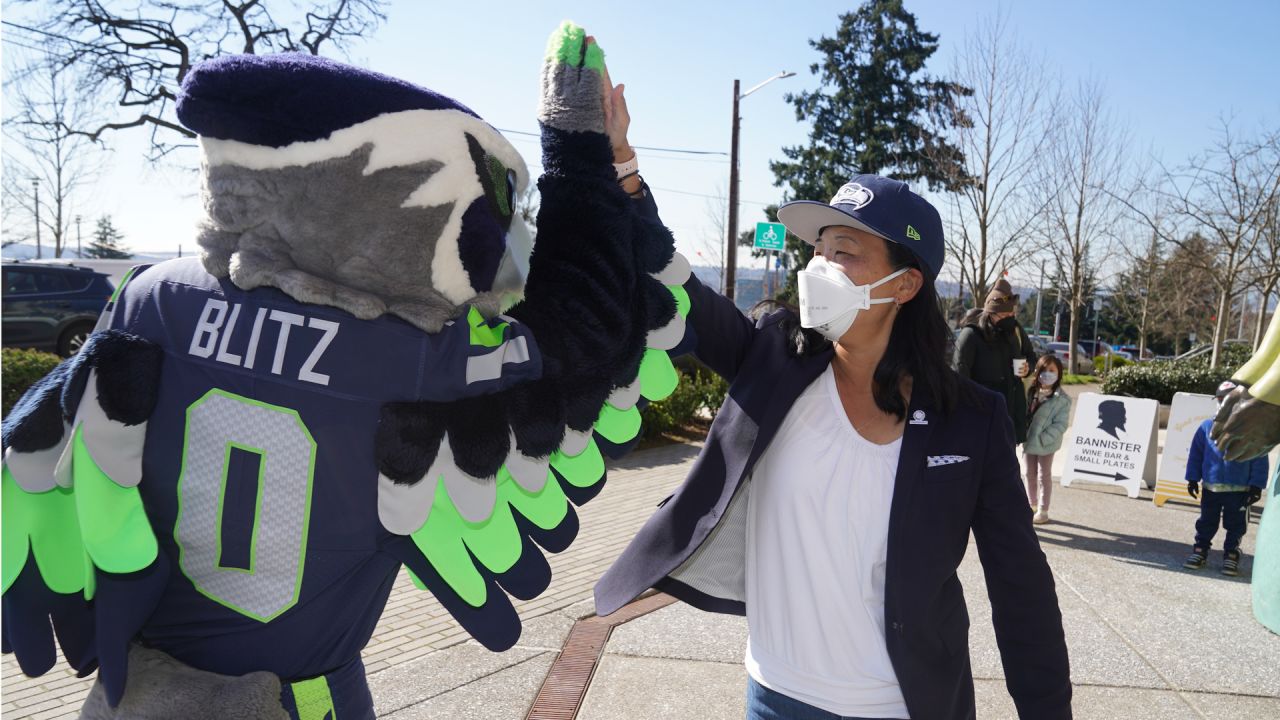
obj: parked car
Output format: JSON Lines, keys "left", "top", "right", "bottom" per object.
{"left": 2, "top": 261, "right": 114, "bottom": 356}
{"left": 1046, "top": 341, "right": 1095, "bottom": 375}
{"left": 1116, "top": 345, "right": 1156, "bottom": 361}
{"left": 1030, "top": 335, "right": 1051, "bottom": 356}
{"left": 1076, "top": 339, "right": 1118, "bottom": 359}
{"left": 1174, "top": 339, "right": 1252, "bottom": 363}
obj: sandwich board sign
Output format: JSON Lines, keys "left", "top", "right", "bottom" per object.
{"left": 1061, "top": 393, "right": 1158, "bottom": 498}
{"left": 1153, "top": 392, "right": 1217, "bottom": 507}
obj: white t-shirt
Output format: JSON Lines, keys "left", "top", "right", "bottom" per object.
{"left": 745, "top": 365, "right": 909, "bottom": 718}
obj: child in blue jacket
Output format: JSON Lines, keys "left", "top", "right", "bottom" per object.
{"left": 1183, "top": 410, "right": 1270, "bottom": 576}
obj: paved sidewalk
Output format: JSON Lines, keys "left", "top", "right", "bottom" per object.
{"left": 0, "top": 443, "right": 699, "bottom": 719}
{"left": 5, "top": 432, "right": 1279, "bottom": 719}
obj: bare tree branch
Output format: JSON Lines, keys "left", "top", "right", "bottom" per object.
{"left": 1036, "top": 78, "right": 1128, "bottom": 372}
{"left": 10, "top": 0, "right": 386, "bottom": 161}
{"left": 933, "top": 11, "right": 1059, "bottom": 301}
{"left": 3, "top": 48, "right": 106, "bottom": 257}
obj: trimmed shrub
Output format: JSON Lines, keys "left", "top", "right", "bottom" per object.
{"left": 1103, "top": 342, "right": 1253, "bottom": 404}
{"left": 1094, "top": 354, "right": 1131, "bottom": 375}
{"left": 2, "top": 348, "right": 63, "bottom": 417}
{"left": 1102, "top": 360, "right": 1233, "bottom": 405}
{"left": 641, "top": 366, "right": 728, "bottom": 440}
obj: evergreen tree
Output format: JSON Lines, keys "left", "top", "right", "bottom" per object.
{"left": 770, "top": 0, "right": 971, "bottom": 300}
{"left": 85, "top": 216, "right": 132, "bottom": 259}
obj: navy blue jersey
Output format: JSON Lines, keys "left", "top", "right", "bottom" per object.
{"left": 106, "top": 258, "right": 539, "bottom": 681}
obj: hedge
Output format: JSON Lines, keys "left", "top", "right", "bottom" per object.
{"left": 2, "top": 348, "right": 62, "bottom": 417}
{"left": 641, "top": 365, "right": 728, "bottom": 440}
{"left": 1101, "top": 342, "right": 1257, "bottom": 404}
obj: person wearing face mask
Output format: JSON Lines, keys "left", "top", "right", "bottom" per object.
{"left": 952, "top": 278, "right": 1039, "bottom": 440}
{"left": 1023, "top": 355, "right": 1072, "bottom": 524}
{"left": 953, "top": 278, "right": 1038, "bottom": 444}
{"left": 596, "top": 175, "right": 1071, "bottom": 720}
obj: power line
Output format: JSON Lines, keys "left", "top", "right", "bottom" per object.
{"left": 496, "top": 127, "right": 726, "bottom": 157}
{"left": 1, "top": 20, "right": 100, "bottom": 51}
{"left": 647, "top": 185, "right": 773, "bottom": 206}
{"left": 3, "top": 20, "right": 735, "bottom": 164}
{"left": 504, "top": 134, "right": 727, "bottom": 165}
{"left": 0, "top": 34, "right": 47, "bottom": 54}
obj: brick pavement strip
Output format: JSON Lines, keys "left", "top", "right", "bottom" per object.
{"left": 0, "top": 442, "right": 698, "bottom": 718}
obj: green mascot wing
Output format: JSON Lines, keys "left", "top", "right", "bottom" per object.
{"left": 375, "top": 22, "right": 692, "bottom": 650}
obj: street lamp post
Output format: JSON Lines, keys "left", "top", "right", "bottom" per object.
{"left": 32, "top": 178, "right": 42, "bottom": 260}
{"left": 725, "top": 71, "right": 794, "bottom": 301}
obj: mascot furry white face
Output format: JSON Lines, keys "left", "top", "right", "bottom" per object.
{"left": 2, "top": 23, "right": 691, "bottom": 720}
{"left": 182, "top": 53, "right": 534, "bottom": 331}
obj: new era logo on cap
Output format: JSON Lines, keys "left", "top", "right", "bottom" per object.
{"left": 906, "top": 225, "right": 921, "bottom": 241}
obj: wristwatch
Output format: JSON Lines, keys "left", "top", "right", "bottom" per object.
{"left": 612, "top": 149, "right": 637, "bottom": 179}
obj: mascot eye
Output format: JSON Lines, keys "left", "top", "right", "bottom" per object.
{"left": 465, "top": 132, "right": 515, "bottom": 224}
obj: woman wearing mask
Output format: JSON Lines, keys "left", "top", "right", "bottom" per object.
{"left": 596, "top": 173, "right": 1071, "bottom": 719}
{"left": 954, "top": 279, "right": 1038, "bottom": 443}
{"left": 1023, "top": 355, "right": 1071, "bottom": 524}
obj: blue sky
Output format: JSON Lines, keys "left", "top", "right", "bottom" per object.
{"left": 5, "top": 0, "right": 1278, "bottom": 289}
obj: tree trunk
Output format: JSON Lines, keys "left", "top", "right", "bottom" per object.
{"left": 1067, "top": 308, "right": 1081, "bottom": 374}
{"left": 1138, "top": 293, "right": 1149, "bottom": 359}
{"left": 1211, "top": 287, "right": 1231, "bottom": 369}
{"left": 1257, "top": 284, "right": 1276, "bottom": 351}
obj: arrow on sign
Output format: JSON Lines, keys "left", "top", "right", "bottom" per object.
{"left": 1075, "top": 468, "right": 1129, "bottom": 482}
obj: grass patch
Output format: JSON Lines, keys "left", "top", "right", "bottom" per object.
{"left": 1061, "top": 373, "right": 1097, "bottom": 385}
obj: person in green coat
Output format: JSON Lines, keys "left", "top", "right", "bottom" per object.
{"left": 1024, "top": 355, "right": 1072, "bottom": 524}
{"left": 954, "top": 277, "right": 1038, "bottom": 442}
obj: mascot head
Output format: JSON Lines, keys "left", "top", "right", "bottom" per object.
{"left": 176, "top": 53, "right": 531, "bottom": 332}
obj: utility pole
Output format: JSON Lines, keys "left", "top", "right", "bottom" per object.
{"left": 76, "top": 215, "right": 83, "bottom": 258}
{"left": 32, "top": 178, "right": 42, "bottom": 259}
{"left": 726, "top": 79, "right": 741, "bottom": 301}
{"left": 725, "top": 71, "right": 794, "bottom": 303}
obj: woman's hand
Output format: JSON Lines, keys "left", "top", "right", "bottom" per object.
{"left": 600, "top": 61, "right": 632, "bottom": 163}
{"left": 594, "top": 46, "right": 641, "bottom": 195}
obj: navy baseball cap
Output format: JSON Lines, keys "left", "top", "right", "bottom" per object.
{"left": 777, "top": 175, "right": 945, "bottom": 280}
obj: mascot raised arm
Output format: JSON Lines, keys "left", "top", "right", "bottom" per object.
{"left": 1212, "top": 310, "right": 1280, "bottom": 634}
{"left": 2, "top": 22, "right": 691, "bottom": 719}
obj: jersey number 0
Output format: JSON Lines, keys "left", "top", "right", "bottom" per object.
{"left": 175, "top": 389, "right": 317, "bottom": 622}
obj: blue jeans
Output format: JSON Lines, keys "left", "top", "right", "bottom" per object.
{"left": 1194, "top": 488, "right": 1249, "bottom": 552}
{"left": 745, "top": 677, "right": 907, "bottom": 720}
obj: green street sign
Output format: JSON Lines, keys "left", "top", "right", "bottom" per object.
{"left": 754, "top": 222, "right": 786, "bottom": 251}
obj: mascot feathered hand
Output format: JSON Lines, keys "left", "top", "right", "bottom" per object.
{"left": 2, "top": 22, "right": 691, "bottom": 719}
{"left": 1210, "top": 311, "right": 1280, "bottom": 636}
{"left": 1211, "top": 311, "right": 1280, "bottom": 462}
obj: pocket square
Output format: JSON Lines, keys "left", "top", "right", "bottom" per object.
{"left": 927, "top": 455, "right": 970, "bottom": 468}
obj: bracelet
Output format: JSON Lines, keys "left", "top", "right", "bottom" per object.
{"left": 617, "top": 170, "right": 639, "bottom": 184}
{"left": 613, "top": 149, "right": 638, "bottom": 178}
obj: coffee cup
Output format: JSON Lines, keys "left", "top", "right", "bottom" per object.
{"left": 1012, "top": 358, "right": 1028, "bottom": 377}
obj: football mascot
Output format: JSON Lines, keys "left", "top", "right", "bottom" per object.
{"left": 1212, "top": 312, "right": 1280, "bottom": 634}
{"left": 2, "top": 22, "right": 692, "bottom": 718}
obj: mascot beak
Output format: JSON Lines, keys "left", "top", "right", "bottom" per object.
{"left": 492, "top": 215, "right": 533, "bottom": 310}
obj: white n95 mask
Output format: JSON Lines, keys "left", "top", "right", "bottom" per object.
{"left": 797, "top": 256, "right": 907, "bottom": 342}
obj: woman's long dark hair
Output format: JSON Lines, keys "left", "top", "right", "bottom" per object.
{"left": 759, "top": 241, "right": 969, "bottom": 421}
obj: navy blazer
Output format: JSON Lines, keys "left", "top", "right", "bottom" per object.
{"left": 595, "top": 192, "right": 1071, "bottom": 720}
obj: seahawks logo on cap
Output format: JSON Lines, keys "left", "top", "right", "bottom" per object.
{"left": 831, "top": 182, "right": 874, "bottom": 210}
